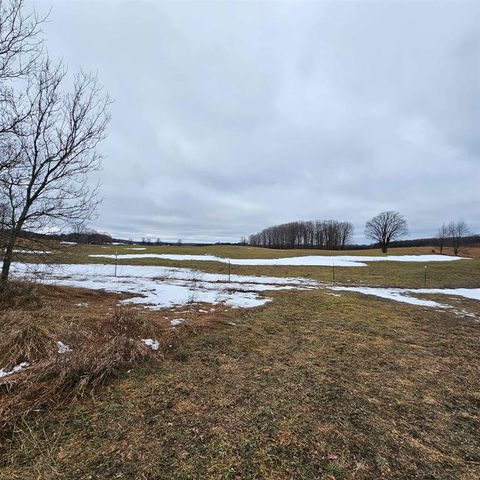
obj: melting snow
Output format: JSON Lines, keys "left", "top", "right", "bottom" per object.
{"left": 170, "top": 318, "right": 186, "bottom": 326}
{"left": 89, "top": 253, "right": 468, "bottom": 267}
{"left": 0, "top": 361, "right": 30, "bottom": 378}
{"left": 330, "top": 286, "right": 444, "bottom": 307}
{"left": 330, "top": 285, "right": 480, "bottom": 314}
{"left": 14, "top": 249, "right": 51, "bottom": 255}
{"left": 142, "top": 338, "right": 160, "bottom": 350}
{"left": 8, "top": 262, "right": 316, "bottom": 310}
{"left": 57, "top": 341, "right": 72, "bottom": 354}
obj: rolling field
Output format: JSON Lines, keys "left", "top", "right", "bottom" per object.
{"left": 1, "top": 244, "right": 479, "bottom": 479}
{"left": 14, "top": 242, "right": 480, "bottom": 288}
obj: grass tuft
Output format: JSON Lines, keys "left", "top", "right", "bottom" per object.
{"left": 0, "top": 288, "right": 173, "bottom": 434}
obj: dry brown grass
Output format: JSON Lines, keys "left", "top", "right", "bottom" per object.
{"left": 0, "top": 251, "right": 479, "bottom": 478}
{"left": 0, "top": 283, "right": 188, "bottom": 434}
{"left": 1, "top": 286, "right": 478, "bottom": 479}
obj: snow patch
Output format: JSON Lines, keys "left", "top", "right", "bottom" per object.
{"left": 14, "top": 249, "right": 51, "bottom": 255}
{"left": 331, "top": 286, "right": 444, "bottom": 307}
{"left": 170, "top": 318, "right": 186, "bottom": 326}
{"left": 142, "top": 338, "right": 160, "bottom": 350}
{"left": 57, "top": 341, "right": 71, "bottom": 354}
{"left": 0, "top": 361, "right": 30, "bottom": 378}
{"left": 8, "top": 262, "right": 316, "bottom": 310}
{"left": 330, "top": 285, "right": 480, "bottom": 317}
{"left": 88, "top": 253, "right": 468, "bottom": 267}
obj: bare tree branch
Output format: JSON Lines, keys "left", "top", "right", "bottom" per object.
{"left": 0, "top": 0, "right": 46, "bottom": 180}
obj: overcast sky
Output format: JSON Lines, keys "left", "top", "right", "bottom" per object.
{"left": 33, "top": 0, "right": 479, "bottom": 243}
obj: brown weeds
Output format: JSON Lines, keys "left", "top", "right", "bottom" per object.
{"left": 0, "top": 284, "right": 178, "bottom": 434}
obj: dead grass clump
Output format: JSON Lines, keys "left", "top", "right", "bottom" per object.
{"left": 0, "top": 310, "right": 57, "bottom": 368}
{"left": 0, "top": 281, "right": 43, "bottom": 311}
{"left": 0, "top": 307, "right": 172, "bottom": 433}
{"left": 99, "top": 306, "right": 159, "bottom": 339}
{"left": 41, "top": 335, "right": 152, "bottom": 394}
{"left": 98, "top": 306, "right": 182, "bottom": 353}
{"left": 0, "top": 334, "right": 155, "bottom": 432}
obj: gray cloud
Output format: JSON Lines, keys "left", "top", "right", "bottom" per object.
{"left": 34, "top": 0, "right": 480, "bottom": 242}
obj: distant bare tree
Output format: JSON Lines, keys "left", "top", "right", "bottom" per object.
{"left": 365, "top": 211, "right": 408, "bottom": 253}
{"left": 437, "top": 223, "right": 449, "bottom": 254}
{"left": 0, "top": 58, "right": 110, "bottom": 286}
{"left": 448, "top": 220, "right": 470, "bottom": 255}
{"left": 339, "top": 221, "right": 354, "bottom": 249}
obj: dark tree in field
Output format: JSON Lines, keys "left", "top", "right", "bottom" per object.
{"left": 448, "top": 220, "right": 469, "bottom": 255}
{"left": 0, "top": 57, "right": 110, "bottom": 285}
{"left": 437, "top": 223, "right": 449, "bottom": 254}
{"left": 365, "top": 211, "right": 408, "bottom": 253}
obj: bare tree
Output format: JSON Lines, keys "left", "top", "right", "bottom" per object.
{"left": 365, "top": 211, "right": 408, "bottom": 253}
{"left": 0, "top": 0, "right": 45, "bottom": 179}
{"left": 437, "top": 223, "right": 449, "bottom": 254}
{"left": 338, "top": 221, "right": 354, "bottom": 249}
{"left": 0, "top": 58, "right": 110, "bottom": 286}
{"left": 448, "top": 220, "right": 470, "bottom": 256}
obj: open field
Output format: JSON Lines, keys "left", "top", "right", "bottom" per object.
{"left": 12, "top": 243, "right": 480, "bottom": 289}
{"left": 1, "top": 245, "right": 479, "bottom": 479}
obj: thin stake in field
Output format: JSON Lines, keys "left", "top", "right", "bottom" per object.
{"left": 424, "top": 264, "right": 427, "bottom": 288}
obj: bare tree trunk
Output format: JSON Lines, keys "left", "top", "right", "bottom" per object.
{"left": 0, "top": 219, "right": 23, "bottom": 287}
{"left": 0, "top": 229, "right": 17, "bottom": 287}
{"left": 0, "top": 244, "right": 13, "bottom": 285}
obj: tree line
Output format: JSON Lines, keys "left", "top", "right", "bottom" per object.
{"left": 249, "top": 220, "right": 354, "bottom": 249}
{"left": 249, "top": 211, "right": 473, "bottom": 254}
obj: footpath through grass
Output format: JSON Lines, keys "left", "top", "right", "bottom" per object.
{"left": 1, "top": 287, "right": 479, "bottom": 479}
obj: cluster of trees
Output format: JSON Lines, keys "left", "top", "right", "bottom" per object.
{"left": 249, "top": 211, "right": 473, "bottom": 255}
{"left": 249, "top": 220, "right": 354, "bottom": 249}
{"left": 0, "top": 0, "right": 110, "bottom": 285}
{"left": 68, "top": 225, "right": 112, "bottom": 245}
{"left": 437, "top": 221, "right": 470, "bottom": 255}
{"left": 140, "top": 237, "right": 163, "bottom": 245}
